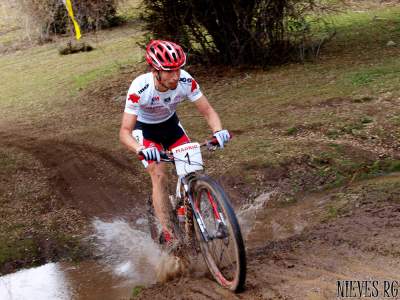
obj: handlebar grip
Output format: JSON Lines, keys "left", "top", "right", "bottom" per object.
{"left": 138, "top": 151, "right": 145, "bottom": 160}
{"left": 209, "top": 137, "right": 219, "bottom": 146}
{"left": 210, "top": 131, "right": 233, "bottom": 146}
{"left": 138, "top": 150, "right": 170, "bottom": 161}
{"left": 160, "top": 152, "right": 170, "bottom": 160}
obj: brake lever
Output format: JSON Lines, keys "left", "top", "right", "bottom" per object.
{"left": 206, "top": 139, "right": 219, "bottom": 151}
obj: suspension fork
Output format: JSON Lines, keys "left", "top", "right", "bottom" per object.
{"left": 180, "top": 175, "right": 211, "bottom": 242}
{"left": 206, "top": 191, "right": 225, "bottom": 224}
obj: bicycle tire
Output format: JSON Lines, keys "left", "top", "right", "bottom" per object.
{"left": 191, "top": 175, "right": 246, "bottom": 292}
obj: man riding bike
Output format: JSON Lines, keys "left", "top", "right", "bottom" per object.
{"left": 119, "top": 40, "right": 231, "bottom": 244}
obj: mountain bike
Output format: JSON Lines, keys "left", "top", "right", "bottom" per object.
{"left": 143, "top": 138, "right": 246, "bottom": 292}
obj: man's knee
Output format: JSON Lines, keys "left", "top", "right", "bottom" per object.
{"left": 147, "top": 164, "right": 167, "bottom": 184}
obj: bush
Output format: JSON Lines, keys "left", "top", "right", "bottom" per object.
{"left": 141, "top": 0, "right": 337, "bottom": 66}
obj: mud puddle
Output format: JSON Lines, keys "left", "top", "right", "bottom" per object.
{"left": 0, "top": 191, "right": 278, "bottom": 300}
{"left": 0, "top": 218, "right": 166, "bottom": 300}
{"left": 0, "top": 261, "right": 135, "bottom": 300}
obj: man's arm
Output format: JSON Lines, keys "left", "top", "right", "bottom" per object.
{"left": 193, "top": 95, "right": 223, "bottom": 133}
{"left": 119, "top": 112, "right": 142, "bottom": 154}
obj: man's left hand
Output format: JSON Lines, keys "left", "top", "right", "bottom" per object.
{"left": 213, "top": 129, "right": 231, "bottom": 148}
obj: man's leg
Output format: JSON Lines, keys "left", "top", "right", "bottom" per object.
{"left": 147, "top": 162, "right": 175, "bottom": 240}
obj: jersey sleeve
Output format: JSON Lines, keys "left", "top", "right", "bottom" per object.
{"left": 180, "top": 70, "right": 203, "bottom": 102}
{"left": 124, "top": 79, "right": 142, "bottom": 115}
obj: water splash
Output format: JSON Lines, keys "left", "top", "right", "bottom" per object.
{"left": 237, "top": 192, "right": 274, "bottom": 240}
{"left": 92, "top": 218, "right": 166, "bottom": 285}
{"left": 91, "top": 217, "right": 210, "bottom": 285}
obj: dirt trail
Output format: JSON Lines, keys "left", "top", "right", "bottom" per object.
{"left": 0, "top": 131, "right": 146, "bottom": 219}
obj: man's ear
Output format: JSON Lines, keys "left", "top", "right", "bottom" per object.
{"left": 154, "top": 70, "right": 161, "bottom": 81}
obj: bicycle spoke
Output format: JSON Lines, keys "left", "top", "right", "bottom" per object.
{"left": 202, "top": 206, "right": 238, "bottom": 280}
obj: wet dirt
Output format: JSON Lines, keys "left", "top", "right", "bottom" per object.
{"left": 135, "top": 178, "right": 400, "bottom": 300}
{"left": 1, "top": 128, "right": 400, "bottom": 299}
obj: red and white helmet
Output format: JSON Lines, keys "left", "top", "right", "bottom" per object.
{"left": 145, "top": 40, "right": 186, "bottom": 71}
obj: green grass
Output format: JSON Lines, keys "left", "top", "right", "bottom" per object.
{"left": 0, "top": 28, "right": 143, "bottom": 124}
{"left": 346, "top": 58, "right": 400, "bottom": 87}
{"left": 73, "top": 58, "right": 134, "bottom": 90}
{"left": 131, "top": 285, "right": 145, "bottom": 298}
{"left": 327, "top": 7, "right": 400, "bottom": 43}
{"left": 0, "top": 238, "right": 39, "bottom": 267}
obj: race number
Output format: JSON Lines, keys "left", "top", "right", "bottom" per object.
{"left": 172, "top": 142, "right": 203, "bottom": 176}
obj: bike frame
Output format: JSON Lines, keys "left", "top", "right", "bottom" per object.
{"left": 147, "top": 140, "right": 247, "bottom": 292}
{"left": 160, "top": 139, "right": 226, "bottom": 243}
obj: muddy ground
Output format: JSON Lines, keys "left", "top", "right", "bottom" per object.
{"left": 134, "top": 176, "right": 400, "bottom": 299}
{"left": 1, "top": 87, "right": 399, "bottom": 299}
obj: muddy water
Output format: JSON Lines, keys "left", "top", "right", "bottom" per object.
{"left": 0, "top": 192, "right": 325, "bottom": 300}
{"left": 0, "top": 261, "right": 135, "bottom": 300}
{"left": 0, "top": 218, "right": 166, "bottom": 300}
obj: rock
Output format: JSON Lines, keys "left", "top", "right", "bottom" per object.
{"left": 386, "top": 40, "right": 396, "bottom": 47}
{"left": 58, "top": 42, "right": 94, "bottom": 55}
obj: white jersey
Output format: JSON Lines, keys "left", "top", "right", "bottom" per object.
{"left": 124, "top": 69, "right": 203, "bottom": 124}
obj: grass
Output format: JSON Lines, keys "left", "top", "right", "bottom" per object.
{"left": 345, "top": 58, "right": 400, "bottom": 88}
{"left": 0, "top": 0, "right": 144, "bottom": 127}
{"left": 324, "top": 175, "right": 400, "bottom": 221}
{"left": 131, "top": 285, "right": 145, "bottom": 298}
{"left": 0, "top": 238, "right": 39, "bottom": 267}
{"left": 0, "top": 5, "right": 398, "bottom": 169}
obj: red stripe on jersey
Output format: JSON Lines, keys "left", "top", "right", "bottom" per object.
{"left": 191, "top": 80, "right": 198, "bottom": 92}
{"left": 129, "top": 93, "right": 140, "bottom": 103}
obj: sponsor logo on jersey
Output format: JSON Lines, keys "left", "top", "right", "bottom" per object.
{"left": 179, "top": 77, "right": 193, "bottom": 83}
{"left": 191, "top": 80, "right": 198, "bottom": 92}
{"left": 138, "top": 83, "right": 149, "bottom": 94}
{"left": 151, "top": 96, "right": 160, "bottom": 105}
{"left": 164, "top": 97, "right": 171, "bottom": 103}
{"left": 129, "top": 93, "right": 140, "bottom": 103}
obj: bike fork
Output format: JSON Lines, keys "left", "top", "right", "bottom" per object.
{"left": 177, "top": 176, "right": 211, "bottom": 242}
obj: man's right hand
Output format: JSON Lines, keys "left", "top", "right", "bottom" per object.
{"left": 138, "top": 146, "right": 161, "bottom": 162}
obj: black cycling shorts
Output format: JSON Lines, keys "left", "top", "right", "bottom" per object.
{"left": 132, "top": 113, "right": 190, "bottom": 152}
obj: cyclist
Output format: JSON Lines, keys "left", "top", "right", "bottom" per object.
{"left": 119, "top": 39, "right": 231, "bottom": 244}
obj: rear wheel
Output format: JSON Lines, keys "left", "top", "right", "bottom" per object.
{"left": 191, "top": 175, "right": 246, "bottom": 292}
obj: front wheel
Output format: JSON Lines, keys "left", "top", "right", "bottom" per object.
{"left": 191, "top": 175, "right": 246, "bottom": 292}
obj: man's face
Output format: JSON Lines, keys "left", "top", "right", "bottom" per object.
{"left": 158, "top": 69, "right": 181, "bottom": 90}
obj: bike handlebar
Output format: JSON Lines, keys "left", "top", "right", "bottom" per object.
{"left": 138, "top": 137, "right": 220, "bottom": 162}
